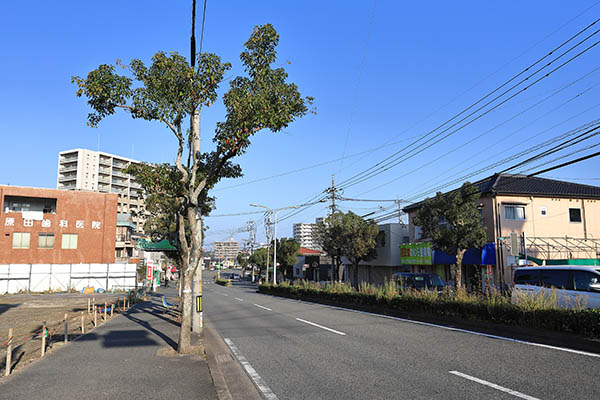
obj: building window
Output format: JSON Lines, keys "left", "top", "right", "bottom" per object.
{"left": 38, "top": 233, "right": 55, "bottom": 249}
{"left": 540, "top": 207, "right": 547, "bottom": 216}
{"left": 504, "top": 205, "right": 525, "bottom": 220}
{"left": 61, "top": 234, "right": 78, "bottom": 249}
{"left": 569, "top": 208, "right": 582, "bottom": 223}
{"left": 12, "top": 233, "right": 31, "bottom": 249}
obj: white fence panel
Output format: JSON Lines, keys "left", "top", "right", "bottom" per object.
{"left": 70, "top": 264, "right": 91, "bottom": 291}
{"left": 50, "top": 264, "right": 71, "bottom": 291}
{"left": 0, "top": 264, "right": 10, "bottom": 293}
{"left": 7, "top": 264, "right": 31, "bottom": 293}
{"left": 107, "top": 264, "right": 136, "bottom": 289}
{"left": 29, "top": 264, "right": 51, "bottom": 292}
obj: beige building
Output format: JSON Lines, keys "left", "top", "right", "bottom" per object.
{"left": 213, "top": 238, "right": 239, "bottom": 267}
{"left": 405, "top": 174, "right": 600, "bottom": 288}
{"left": 57, "top": 149, "right": 148, "bottom": 234}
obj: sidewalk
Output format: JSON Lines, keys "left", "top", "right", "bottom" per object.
{"left": 0, "top": 291, "right": 217, "bottom": 400}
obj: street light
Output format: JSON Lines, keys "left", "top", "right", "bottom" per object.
{"left": 250, "top": 203, "right": 300, "bottom": 284}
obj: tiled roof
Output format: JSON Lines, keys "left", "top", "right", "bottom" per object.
{"left": 298, "top": 247, "right": 321, "bottom": 255}
{"left": 404, "top": 174, "right": 600, "bottom": 211}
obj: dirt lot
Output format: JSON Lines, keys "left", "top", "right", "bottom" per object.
{"left": 0, "top": 292, "right": 130, "bottom": 377}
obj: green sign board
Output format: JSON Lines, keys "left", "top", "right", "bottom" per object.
{"left": 399, "top": 243, "right": 433, "bottom": 265}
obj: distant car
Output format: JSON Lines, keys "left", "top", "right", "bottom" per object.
{"left": 512, "top": 266, "right": 600, "bottom": 309}
{"left": 391, "top": 272, "right": 446, "bottom": 292}
{"left": 231, "top": 273, "right": 241, "bottom": 280}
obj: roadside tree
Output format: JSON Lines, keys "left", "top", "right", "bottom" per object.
{"left": 275, "top": 238, "right": 300, "bottom": 279}
{"left": 73, "top": 24, "right": 313, "bottom": 353}
{"left": 412, "top": 182, "right": 487, "bottom": 289}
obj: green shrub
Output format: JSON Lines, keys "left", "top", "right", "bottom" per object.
{"left": 258, "top": 281, "right": 600, "bottom": 338}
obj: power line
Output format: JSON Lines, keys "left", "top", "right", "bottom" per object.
{"left": 337, "top": 0, "right": 377, "bottom": 175}
{"left": 353, "top": 71, "right": 600, "bottom": 196}
{"left": 336, "top": 19, "right": 600, "bottom": 190}
{"left": 527, "top": 150, "right": 600, "bottom": 177}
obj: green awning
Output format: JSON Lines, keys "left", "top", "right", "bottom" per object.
{"left": 136, "top": 239, "right": 177, "bottom": 252}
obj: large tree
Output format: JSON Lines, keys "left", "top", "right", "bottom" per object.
{"left": 316, "top": 212, "right": 345, "bottom": 282}
{"left": 412, "top": 182, "right": 487, "bottom": 289}
{"left": 73, "top": 24, "right": 313, "bottom": 353}
{"left": 275, "top": 237, "right": 300, "bottom": 280}
{"left": 318, "top": 211, "right": 378, "bottom": 288}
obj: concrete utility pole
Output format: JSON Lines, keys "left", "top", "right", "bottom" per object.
{"left": 327, "top": 175, "right": 339, "bottom": 281}
{"left": 252, "top": 204, "right": 300, "bottom": 284}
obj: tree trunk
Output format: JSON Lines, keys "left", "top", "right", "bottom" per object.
{"left": 455, "top": 249, "right": 466, "bottom": 290}
{"left": 188, "top": 207, "right": 203, "bottom": 333}
{"left": 353, "top": 262, "right": 359, "bottom": 290}
{"left": 178, "top": 270, "right": 193, "bottom": 353}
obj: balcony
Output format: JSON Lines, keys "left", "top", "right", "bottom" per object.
{"left": 58, "top": 175, "right": 77, "bottom": 183}
{"left": 98, "top": 167, "right": 111, "bottom": 175}
{"left": 112, "top": 178, "right": 128, "bottom": 187}
{"left": 59, "top": 165, "right": 78, "bottom": 173}
{"left": 60, "top": 154, "right": 78, "bottom": 163}
{"left": 59, "top": 183, "right": 76, "bottom": 190}
{"left": 112, "top": 169, "right": 129, "bottom": 178}
{"left": 112, "top": 160, "right": 129, "bottom": 168}
{"left": 98, "top": 176, "right": 110, "bottom": 183}
{"left": 99, "top": 157, "right": 111, "bottom": 166}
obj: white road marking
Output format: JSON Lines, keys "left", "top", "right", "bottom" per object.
{"left": 295, "top": 318, "right": 346, "bottom": 336}
{"left": 271, "top": 297, "right": 600, "bottom": 359}
{"left": 254, "top": 304, "right": 272, "bottom": 311}
{"left": 235, "top": 297, "right": 244, "bottom": 302}
{"left": 221, "top": 293, "right": 229, "bottom": 297}
{"left": 224, "top": 338, "right": 279, "bottom": 400}
{"left": 449, "top": 371, "right": 540, "bottom": 400}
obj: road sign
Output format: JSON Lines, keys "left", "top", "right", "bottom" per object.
{"left": 146, "top": 260, "right": 154, "bottom": 284}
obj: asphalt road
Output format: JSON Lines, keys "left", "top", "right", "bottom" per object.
{"left": 204, "top": 271, "right": 600, "bottom": 400}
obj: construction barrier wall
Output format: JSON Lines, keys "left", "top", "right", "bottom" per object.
{"left": 0, "top": 263, "right": 137, "bottom": 294}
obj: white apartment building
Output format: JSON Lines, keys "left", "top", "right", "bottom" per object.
{"left": 293, "top": 219, "right": 322, "bottom": 251}
{"left": 57, "top": 149, "right": 147, "bottom": 233}
{"left": 213, "top": 238, "right": 239, "bottom": 267}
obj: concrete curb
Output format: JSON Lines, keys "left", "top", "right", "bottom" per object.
{"left": 203, "top": 319, "right": 263, "bottom": 400}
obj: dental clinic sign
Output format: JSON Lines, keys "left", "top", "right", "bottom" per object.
{"left": 399, "top": 243, "right": 433, "bottom": 265}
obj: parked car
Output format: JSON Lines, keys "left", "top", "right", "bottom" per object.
{"left": 391, "top": 272, "right": 446, "bottom": 292}
{"left": 231, "top": 273, "right": 241, "bottom": 280}
{"left": 512, "top": 266, "right": 600, "bottom": 309}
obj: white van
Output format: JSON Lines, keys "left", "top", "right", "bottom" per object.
{"left": 512, "top": 266, "right": 600, "bottom": 309}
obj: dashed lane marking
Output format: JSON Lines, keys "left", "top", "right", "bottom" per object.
{"left": 449, "top": 371, "right": 540, "bottom": 400}
{"left": 295, "top": 318, "right": 346, "bottom": 336}
{"left": 253, "top": 304, "right": 272, "bottom": 311}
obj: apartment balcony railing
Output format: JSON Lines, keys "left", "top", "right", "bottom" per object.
{"left": 60, "top": 183, "right": 76, "bottom": 190}
{"left": 58, "top": 175, "right": 77, "bottom": 183}
{"left": 60, "top": 155, "right": 78, "bottom": 163}
{"left": 59, "top": 165, "right": 78, "bottom": 173}
{"left": 112, "top": 178, "right": 128, "bottom": 186}
{"left": 98, "top": 176, "right": 110, "bottom": 183}
{"left": 99, "top": 157, "right": 112, "bottom": 166}
{"left": 112, "top": 169, "right": 129, "bottom": 178}
{"left": 98, "top": 167, "right": 111, "bottom": 175}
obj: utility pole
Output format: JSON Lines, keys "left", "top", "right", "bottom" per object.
{"left": 327, "top": 175, "right": 339, "bottom": 282}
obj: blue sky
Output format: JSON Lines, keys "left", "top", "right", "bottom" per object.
{"left": 1, "top": 1, "right": 599, "bottom": 247}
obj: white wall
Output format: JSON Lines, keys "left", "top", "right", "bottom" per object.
{"left": 0, "top": 263, "right": 137, "bottom": 293}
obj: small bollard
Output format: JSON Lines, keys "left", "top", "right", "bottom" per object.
{"left": 41, "top": 322, "right": 47, "bottom": 357}
{"left": 64, "top": 313, "right": 68, "bottom": 343}
{"left": 104, "top": 301, "right": 107, "bottom": 320}
{"left": 81, "top": 311, "right": 85, "bottom": 334}
{"left": 5, "top": 328, "right": 13, "bottom": 376}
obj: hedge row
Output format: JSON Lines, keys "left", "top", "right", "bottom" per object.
{"left": 215, "top": 278, "right": 232, "bottom": 287}
{"left": 258, "top": 284, "right": 600, "bottom": 338}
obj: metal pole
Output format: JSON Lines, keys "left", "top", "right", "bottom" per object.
{"left": 273, "top": 211, "right": 278, "bottom": 285}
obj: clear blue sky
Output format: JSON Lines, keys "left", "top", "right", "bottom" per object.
{"left": 1, "top": 1, "right": 599, "bottom": 247}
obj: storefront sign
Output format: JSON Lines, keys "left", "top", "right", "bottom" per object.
{"left": 399, "top": 243, "right": 433, "bottom": 265}
{"left": 146, "top": 260, "right": 154, "bottom": 285}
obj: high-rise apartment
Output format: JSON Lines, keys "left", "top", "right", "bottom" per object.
{"left": 57, "top": 149, "right": 147, "bottom": 233}
{"left": 293, "top": 218, "right": 322, "bottom": 251}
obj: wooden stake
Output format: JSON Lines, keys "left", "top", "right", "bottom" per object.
{"left": 64, "top": 313, "right": 68, "bottom": 343}
{"left": 81, "top": 311, "right": 85, "bottom": 334}
{"left": 41, "top": 322, "right": 46, "bottom": 357}
{"left": 104, "top": 301, "right": 107, "bottom": 320}
{"left": 92, "top": 297, "right": 95, "bottom": 312}
{"left": 110, "top": 303, "right": 114, "bottom": 317}
{"left": 5, "top": 328, "right": 13, "bottom": 376}
{"left": 94, "top": 306, "right": 97, "bottom": 326}
{"left": 88, "top": 298, "right": 91, "bottom": 313}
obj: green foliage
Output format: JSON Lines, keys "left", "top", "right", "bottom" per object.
{"left": 275, "top": 237, "right": 300, "bottom": 271}
{"left": 413, "top": 182, "right": 487, "bottom": 288}
{"left": 318, "top": 211, "right": 378, "bottom": 286}
{"left": 248, "top": 247, "right": 269, "bottom": 267}
{"left": 237, "top": 252, "right": 249, "bottom": 269}
{"left": 215, "top": 278, "right": 231, "bottom": 287}
{"left": 258, "top": 282, "right": 600, "bottom": 338}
